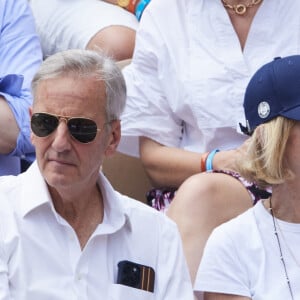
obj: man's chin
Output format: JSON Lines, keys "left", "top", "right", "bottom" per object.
{"left": 45, "top": 172, "right": 73, "bottom": 189}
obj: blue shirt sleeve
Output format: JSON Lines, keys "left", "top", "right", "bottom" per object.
{"left": 0, "top": 0, "right": 42, "bottom": 160}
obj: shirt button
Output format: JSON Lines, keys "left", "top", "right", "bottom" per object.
{"left": 76, "top": 273, "right": 83, "bottom": 281}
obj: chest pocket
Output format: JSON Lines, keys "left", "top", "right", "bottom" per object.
{"left": 108, "top": 283, "right": 154, "bottom": 300}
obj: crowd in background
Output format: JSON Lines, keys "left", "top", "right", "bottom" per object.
{"left": 1, "top": 0, "right": 300, "bottom": 299}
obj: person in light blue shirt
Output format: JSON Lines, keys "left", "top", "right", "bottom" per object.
{"left": 0, "top": 0, "right": 42, "bottom": 175}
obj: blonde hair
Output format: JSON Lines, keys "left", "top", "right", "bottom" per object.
{"left": 237, "top": 117, "right": 296, "bottom": 189}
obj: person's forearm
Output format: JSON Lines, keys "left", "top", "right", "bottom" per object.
{"left": 204, "top": 292, "right": 251, "bottom": 300}
{"left": 0, "top": 96, "right": 19, "bottom": 154}
{"left": 139, "top": 137, "right": 203, "bottom": 188}
{"left": 102, "top": 0, "right": 118, "bottom": 4}
{"left": 139, "top": 137, "right": 245, "bottom": 189}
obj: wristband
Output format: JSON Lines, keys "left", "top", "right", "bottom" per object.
{"left": 200, "top": 152, "right": 209, "bottom": 172}
{"left": 135, "top": 0, "right": 151, "bottom": 21}
{"left": 205, "top": 149, "right": 220, "bottom": 172}
{"left": 127, "top": 0, "right": 139, "bottom": 13}
{"left": 127, "top": 0, "right": 139, "bottom": 14}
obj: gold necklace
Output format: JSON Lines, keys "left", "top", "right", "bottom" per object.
{"left": 221, "top": 0, "right": 262, "bottom": 15}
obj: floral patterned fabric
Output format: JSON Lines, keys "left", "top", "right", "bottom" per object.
{"left": 146, "top": 170, "right": 271, "bottom": 213}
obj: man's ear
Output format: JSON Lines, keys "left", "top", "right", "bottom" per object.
{"left": 105, "top": 120, "right": 121, "bottom": 157}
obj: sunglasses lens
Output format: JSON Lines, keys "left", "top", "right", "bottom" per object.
{"left": 31, "top": 113, "right": 59, "bottom": 137}
{"left": 31, "top": 113, "right": 99, "bottom": 143}
{"left": 68, "top": 118, "right": 98, "bottom": 143}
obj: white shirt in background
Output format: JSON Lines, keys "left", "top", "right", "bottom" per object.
{"left": 195, "top": 200, "right": 300, "bottom": 299}
{"left": 120, "top": 0, "right": 300, "bottom": 157}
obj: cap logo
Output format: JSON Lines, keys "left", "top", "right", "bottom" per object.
{"left": 258, "top": 101, "right": 270, "bottom": 119}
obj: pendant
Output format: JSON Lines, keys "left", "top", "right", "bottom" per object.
{"left": 234, "top": 4, "right": 247, "bottom": 15}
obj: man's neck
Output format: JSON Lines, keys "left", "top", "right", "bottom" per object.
{"left": 50, "top": 184, "right": 104, "bottom": 249}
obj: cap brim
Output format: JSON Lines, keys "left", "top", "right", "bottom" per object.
{"left": 281, "top": 105, "right": 300, "bottom": 121}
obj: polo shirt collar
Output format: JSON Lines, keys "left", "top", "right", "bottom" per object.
{"left": 20, "top": 161, "right": 52, "bottom": 218}
{"left": 20, "top": 161, "right": 132, "bottom": 233}
{"left": 96, "top": 172, "right": 132, "bottom": 234}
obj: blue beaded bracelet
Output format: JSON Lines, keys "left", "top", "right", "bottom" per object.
{"left": 135, "top": 0, "right": 151, "bottom": 21}
{"left": 205, "top": 149, "right": 220, "bottom": 172}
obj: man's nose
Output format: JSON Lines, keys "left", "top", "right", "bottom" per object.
{"left": 51, "top": 121, "right": 72, "bottom": 151}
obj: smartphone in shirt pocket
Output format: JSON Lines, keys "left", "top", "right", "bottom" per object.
{"left": 117, "top": 260, "right": 155, "bottom": 293}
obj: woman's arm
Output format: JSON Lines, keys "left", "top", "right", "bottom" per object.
{"left": 139, "top": 137, "right": 202, "bottom": 188}
{"left": 139, "top": 136, "right": 246, "bottom": 188}
{"left": 102, "top": 0, "right": 118, "bottom": 4}
{"left": 204, "top": 292, "right": 250, "bottom": 300}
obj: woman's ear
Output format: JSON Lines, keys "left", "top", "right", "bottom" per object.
{"left": 105, "top": 120, "right": 121, "bottom": 157}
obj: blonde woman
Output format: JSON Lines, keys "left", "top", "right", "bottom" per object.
{"left": 195, "top": 55, "right": 300, "bottom": 300}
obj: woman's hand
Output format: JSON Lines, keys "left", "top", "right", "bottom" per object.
{"left": 213, "top": 138, "right": 250, "bottom": 172}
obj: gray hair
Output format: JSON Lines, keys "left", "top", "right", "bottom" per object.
{"left": 31, "top": 49, "right": 126, "bottom": 121}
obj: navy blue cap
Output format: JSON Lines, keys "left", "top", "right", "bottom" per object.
{"left": 240, "top": 55, "right": 300, "bottom": 135}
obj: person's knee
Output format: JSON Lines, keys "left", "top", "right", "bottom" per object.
{"left": 170, "top": 173, "right": 220, "bottom": 212}
{"left": 168, "top": 172, "right": 252, "bottom": 222}
{"left": 87, "top": 25, "right": 136, "bottom": 61}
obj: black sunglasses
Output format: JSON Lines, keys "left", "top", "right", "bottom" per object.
{"left": 31, "top": 112, "right": 103, "bottom": 143}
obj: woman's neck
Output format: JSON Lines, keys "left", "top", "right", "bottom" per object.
{"left": 222, "top": 0, "right": 263, "bottom": 50}
{"left": 266, "top": 183, "right": 300, "bottom": 223}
